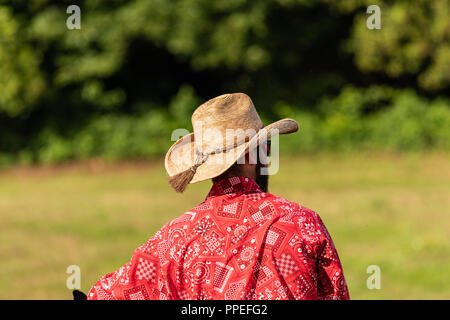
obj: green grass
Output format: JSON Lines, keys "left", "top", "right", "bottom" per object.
{"left": 0, "top": 153, "right": 449, "bottom": 299}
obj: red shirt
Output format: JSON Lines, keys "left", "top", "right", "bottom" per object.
{"left": 87, "top": 177, "right": 349, "bottom": 300}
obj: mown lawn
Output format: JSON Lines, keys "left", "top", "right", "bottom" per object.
{"left": 0, "top": 152, "right": 449, "bottom": 299}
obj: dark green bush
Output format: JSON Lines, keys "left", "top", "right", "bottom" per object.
{"left": 277, "top": 86, "right": 450, "bottom": 154}
{"left": 2, "top": 85, "right": 448, "bottom": 167}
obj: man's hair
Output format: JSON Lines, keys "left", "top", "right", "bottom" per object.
{"left": 212, "top": 161, "right": 243, "bottom": 183}
{"left": 212, "top": 147, "right": 265, "bottom": 183}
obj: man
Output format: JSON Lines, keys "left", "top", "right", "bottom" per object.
{"left": 87, "top": 93, "right": 349, "bottom": 300}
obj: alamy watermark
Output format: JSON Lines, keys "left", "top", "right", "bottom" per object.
{"left": 66, "top": 265, "right": 81, "bottom": 290}
{"left": 366, "top": 5, "right": 381, "bottom": 30}
{"left": 66, "top": 5, "right": 81, "bottom": 30}
{"left": 169, "top": 122, "right": 280, "bottom": 176}
{"left": 366, "top": 265, "right": 381, "bottom": 289}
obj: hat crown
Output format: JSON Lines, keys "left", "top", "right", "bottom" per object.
{"left": 191, "top": 93, "right": 263, "bottom": 153}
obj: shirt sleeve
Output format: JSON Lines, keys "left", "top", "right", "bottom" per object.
{"left": 314, "top": 213, "right": 350, "bottom": 300}
{"left": 87, "top": 260, "right": 134, "bottom": 300}
{"left": 87, "top": 236, "right": 163, "bottom": 300}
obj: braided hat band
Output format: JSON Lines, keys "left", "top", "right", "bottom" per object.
{"left": 168, "top": 132, "right": 258, "bottom": 193}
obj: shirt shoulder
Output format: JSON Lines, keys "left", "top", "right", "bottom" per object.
{"left": 262, "top": 193, "right": 320, "bottom": 222}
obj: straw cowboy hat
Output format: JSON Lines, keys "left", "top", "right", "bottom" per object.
{"left": 165, "top": 93, "right": 299, "bottom": 192}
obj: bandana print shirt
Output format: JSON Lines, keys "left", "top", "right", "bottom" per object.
{"left": 87, "top": 177, "right": 350, "bottom": 300}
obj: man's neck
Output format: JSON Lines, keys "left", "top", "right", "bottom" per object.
{"left": 212, "top": 172, "right": 256, "bottom": 184}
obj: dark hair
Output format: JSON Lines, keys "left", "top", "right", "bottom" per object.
{"left": 212, "top": 146, "right": 264, "bottom": 182}
{"left": 212, "top": 161, "right": 242, "bottom": 182}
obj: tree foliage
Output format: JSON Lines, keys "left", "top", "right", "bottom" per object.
{"left": 0, "top": 0, "right": 449, "bottom": 164}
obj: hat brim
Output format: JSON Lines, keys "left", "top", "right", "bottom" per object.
{"left": 164, "top": 118, "right": 298, "bottom": 184}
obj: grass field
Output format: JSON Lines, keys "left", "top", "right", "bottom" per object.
{"left": 0, "top": 152, "right": 449, "bottom": 299}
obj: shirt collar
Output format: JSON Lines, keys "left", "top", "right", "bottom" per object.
{"left": 206, "top": 176, "right": 263, "bottom": 198}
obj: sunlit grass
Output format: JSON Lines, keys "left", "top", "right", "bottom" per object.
{"left": 0, "top": 152, "right": 449, "bottom": 299}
